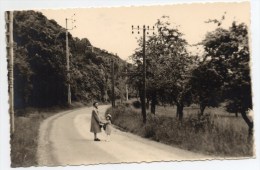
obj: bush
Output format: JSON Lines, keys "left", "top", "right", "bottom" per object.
{"left": 144, "top": 124, "right": 156, "bottom": 138}
{"left": 187, "top": 114, "right": 214, "bottom": 133}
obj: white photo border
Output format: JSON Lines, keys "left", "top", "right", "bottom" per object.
{"left": 0, "top": 0, "right": 259, "bottom": 170}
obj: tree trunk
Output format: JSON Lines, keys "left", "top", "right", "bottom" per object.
{"left": 235, "top": 112, "right": 238, "bottom": 117}
{"left": 151, "top": 91, "right": 157, "bottom": 114}
{"left": 177, "top": 103, "right": 184, "bottom": 121}
{"left": 146, "top": 97, "right": 150, "bottom": 109}
{"left": 241, "top": 111, "right": 253, "bottom": 136}
{"left": 104, "top": 89, "right": 108, "bottom": 102}
{"left": 176, "top": 106, "right": 179, "bottom": 118}
{"left": 151, "top": 103, "right": 156, "bottom": 114}
{"left": 200, "top": 104, "right": 206, "bottom": 115}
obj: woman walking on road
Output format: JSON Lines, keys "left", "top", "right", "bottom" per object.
{"left": 90, "top": 102, "right": 103, "bottom": 141}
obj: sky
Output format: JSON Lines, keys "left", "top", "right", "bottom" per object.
{"left": 38, "top": 2, "right": 250, "bottom": 61}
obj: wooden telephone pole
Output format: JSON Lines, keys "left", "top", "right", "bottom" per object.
{"left": 65, "top": 18, "right": 71, "bottom": 105}
{"left": 103, "top": 55, "right": 119, "bottom": 108}
{"left": 6, "top": 11, "right": 14, "bottom": 134}
{"left": 132, "top": 25, "right": 154, "bottom": 123}
{"left": 125, "top": 68, "right": 129, "bottom": 101}
{"left": 111, "top": 59, "right": 115, "bottom": 107}
{"left": 65, "top": 14, "right": 76, "bottom": 106}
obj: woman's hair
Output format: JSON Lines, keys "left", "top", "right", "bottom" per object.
{"left": 93, "top": 102, "right": 98, "bottom": 107}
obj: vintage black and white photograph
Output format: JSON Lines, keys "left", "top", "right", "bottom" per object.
{"left": 4, "top": 1, "right": 255, "bottom": 167}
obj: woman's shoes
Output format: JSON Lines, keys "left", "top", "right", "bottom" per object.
{"left": 94, "top": 138, "right": 101, "bottom": 141}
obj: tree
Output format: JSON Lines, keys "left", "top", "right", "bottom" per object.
{"left": 13, "top": 46, "right": 33, "bottom": 109}
{"left": 190, "top": 64, "right": 223, "bottom": 115}
{"left": 202, "top": 22, "right": 253, "bottom": 134}
{"left": 14, "top": 11, "right": 68, "bottom": 107}
{"left": 132, "top": 16, "right": 194, "bottom": 120}
{"left": 13, "top": 10, "right": 127, "bottom": 109}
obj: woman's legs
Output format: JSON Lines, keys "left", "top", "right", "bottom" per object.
{"left": 94, "top": 133, "right": 100, "bottom": 141}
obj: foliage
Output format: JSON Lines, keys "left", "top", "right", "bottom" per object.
{"left": 131, "top": 16, "right": 194, "bottom": 119}
{"left": 201, "top": 21, "right": 252, "bottom": 131}
{"left": 13, "top": 10, "right": 127, "bottom": 110}
{"left": 190, "top": 64, "right": 223, "bottom": 114}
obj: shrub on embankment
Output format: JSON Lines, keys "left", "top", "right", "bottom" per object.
{"left": 106, "top": 104, "right": 254, "bottom": 157}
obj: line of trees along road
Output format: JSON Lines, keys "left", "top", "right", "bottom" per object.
{"left": 131, "top": 16, "right": 253, "bottom": 135}
{"left": 12, "top": 11, "right": 253, "bottom": 135}
{"left": 13, "top": 11, "right": 128, "bottom": 110}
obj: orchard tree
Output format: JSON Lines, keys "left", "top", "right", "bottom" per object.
{"left": 190, "top": 64, "right": 223, "bottom": 115}
{"left": 132, "top": 16, "right": 194, "bottom": 120}
{"left": 202, "top": 22, "right": 253, "bottom": 134}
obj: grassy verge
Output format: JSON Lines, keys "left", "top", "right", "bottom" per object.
{"left": 106, "top": 104, "right": 254, "bottom": 157}
{"left": 10, "top": 102, "right": 85, "bottom": 167}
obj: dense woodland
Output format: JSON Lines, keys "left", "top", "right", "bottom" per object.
{"left": 13, "top": 10, "right": 130, "bottom": 109}
{"left": 12, "top": 11, "right": 253, "bottom": 133}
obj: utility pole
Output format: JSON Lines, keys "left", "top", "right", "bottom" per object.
{"left": 125, "top": 68, "right": 129, "bottom": 101}
{"left": 65, "top": 14, "right": 76, "bottom": 106}
{"left": 65, "top": 18, "right": 71, "bottom": 106}
{"left": 6, "top": 11, "right": 15, "bottom": 134}
{"left": 104, "top": 55, "right": 119, "bottom": 108}
{"left": 126, "top": 84, "right": 129, "bottom": 101}
{"left": 132, "top": 25, "right": 154, "bottom": 124}
{"left": 111, "top": 59, "right": 115, "bottom": 107}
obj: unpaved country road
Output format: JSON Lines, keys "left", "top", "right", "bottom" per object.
{"left": 37, "top": 105, "right": 213, "bottom": 166}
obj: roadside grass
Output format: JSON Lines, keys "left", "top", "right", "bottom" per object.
{"left": 106, "top": 104, "right": 254, "bottom": 157}
{"left": 10, "top": 102, "right": 85, "bottom": 167}
{"left": 11, "top": 114, "right": 46, "bottom": 167}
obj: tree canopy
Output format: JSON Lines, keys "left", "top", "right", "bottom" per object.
{"left": 130, "top": 16, "right": 252, "bottom": 133}
{"left": 132, "top": 16, "right": 194, "bottom": 120}
{"left": 201, "top": 21, "right": 253, "bottom": 132}
{"left": 13, "top": 10, "right": 127, "bottom": 109}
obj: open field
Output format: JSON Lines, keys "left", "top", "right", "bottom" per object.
{"left": 106, "top": 103, "right": 254, "bottom": 157}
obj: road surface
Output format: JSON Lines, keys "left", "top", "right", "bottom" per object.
{"left": 37, "top": 105, "right": 213, "bottom": 166}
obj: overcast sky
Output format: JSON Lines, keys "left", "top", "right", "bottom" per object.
{"left": 39, "top": 2, "right": 250, "bottom": 61}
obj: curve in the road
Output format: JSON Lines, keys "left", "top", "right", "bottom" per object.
{"left": 37, "top": 105, "right": 213, "bottom": 166}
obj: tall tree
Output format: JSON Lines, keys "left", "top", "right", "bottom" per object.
{"left": 132, "top": 16, "right": 194, "bottom": 120}
{"left": 190, "top": 64, "right": 223, "bottom": 115}
{"left": 13, "top": 10, "right": 127, "bottom": 109}
{"left": 202, "top": 22, "right": 253, "bottom": 134}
